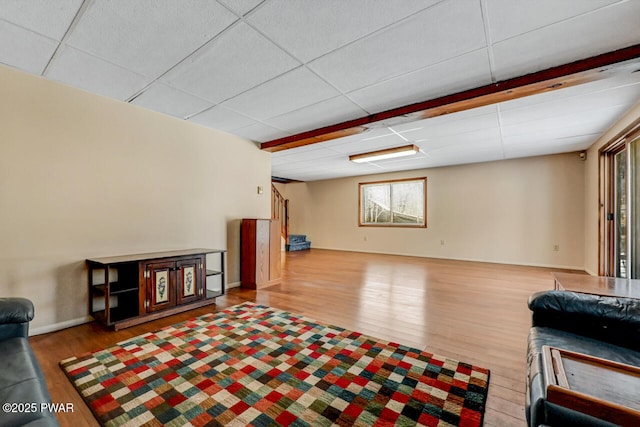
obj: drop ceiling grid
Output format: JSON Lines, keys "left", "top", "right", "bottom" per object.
{"left": 0, "top": 0, "right": 83, "bottom": 41}
{"left": 0, "top": 1, "right": 638, "bottom": 182}
{"left": 63, "top": 0, "right": 239, "bottom": 78}
{"left": 0, "top": 19, "right": 59, "bottom": 74}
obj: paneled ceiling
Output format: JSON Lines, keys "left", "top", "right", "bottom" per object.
{"left": 1, "top": 0, "right": 640, "bottom": 181}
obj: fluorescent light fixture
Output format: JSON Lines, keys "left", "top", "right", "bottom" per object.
{"left": 349, "top": 144, "right": 419, "bottom": 163}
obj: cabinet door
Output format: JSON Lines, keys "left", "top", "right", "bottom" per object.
{"left": 176, "top": 257, "right": 204, "bottom": 305}
{"left": 145, "top": 261, "right": 176, "bottom": 312}
{"left": 255, "top": 219, "right": 270, "bottom": 284}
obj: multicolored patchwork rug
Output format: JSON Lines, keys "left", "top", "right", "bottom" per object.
{"left": 61, "top": 303, "right": 490, "bottom": 426}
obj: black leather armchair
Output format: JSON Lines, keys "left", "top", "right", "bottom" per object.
{"left": 0, "top": 298, "right": 59, "bottom": 427}
{"left": 526, "top": 290, "right": 640, "bottom": 427}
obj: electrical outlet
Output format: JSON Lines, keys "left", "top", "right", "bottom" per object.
{"left": 440, "top": 240, "right": 445, "bottom": 245}
{"left": 364, "top": 236, "right": 367, "bottom": 241}
{"left": 553, "top": 244, "right": 560, "bottom": 251}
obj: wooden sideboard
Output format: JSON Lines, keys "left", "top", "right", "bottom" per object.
{"left": 87, "top": 248, "right": 225, "bottom": 330}
{"left": 241, "top": 219, "right": 281, "bottom": 289}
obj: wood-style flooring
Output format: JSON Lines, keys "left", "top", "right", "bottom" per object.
{"left": 30, "top": 248, "right": 569, "bottom": 426}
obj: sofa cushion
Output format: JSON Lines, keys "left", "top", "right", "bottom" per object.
{"left": 0, "top": 337, "right": 57, "bottom": 426}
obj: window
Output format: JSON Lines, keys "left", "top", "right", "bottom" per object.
{"left": 359, "top": 177, "right": 426, "bottom": 227}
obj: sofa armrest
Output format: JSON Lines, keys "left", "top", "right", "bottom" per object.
{"left": 528, "top": 290, "right": 640, "bottom": 351}
{"left": 0, "top": 298, "right": 34, "bottom": 340}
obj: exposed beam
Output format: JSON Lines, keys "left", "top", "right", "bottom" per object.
{"left": 261, "top": 44, "right": 640, "bottom": 153}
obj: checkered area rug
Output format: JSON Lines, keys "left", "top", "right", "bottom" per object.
{"left": 61, "top": 303, "right": 490, "bottom": 426}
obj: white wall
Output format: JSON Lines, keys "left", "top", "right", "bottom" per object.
{"left": 280, "top": 153, "right": 585, "bottom": 269}
{"left": 0, "top": 65, "right": 272, "bottom": 334}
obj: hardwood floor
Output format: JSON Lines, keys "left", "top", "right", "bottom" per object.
{"left": 30, "top": 248, "right": 566, "bottom": 426}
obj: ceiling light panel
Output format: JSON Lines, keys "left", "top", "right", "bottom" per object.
{"left": 308, "top": 0, "right": 486, "bottom": 93}
{"left": 45, "top": 46, "right": 150, "bottom": 100}
{"left": 348, "top": 49, "right": 492, "bottom": 114}
{"left": 491, "top": 0, "right": 640, "bottom": 81}
{"left": 0, "top": 0, "right": 83, "bottom": 40}
{"left": 349, "top": 144, "right": 419, "bottom": 163}
{"left": 0, "top": 21, "right": 58, "bottom": 74}
{"left": 221, "top": 67, "right": 340, "bottom": 120}
{"left": 247, "top": 0, "right": 437, "bottom": 63}
{"left": 129, "top": 83, "right": 212, "bottom": 119}
{"left": 65, "top": 0, "right": 238, "bottom": 78}
{"left": 162, "top": 22, "right": 299, "bottom": 103}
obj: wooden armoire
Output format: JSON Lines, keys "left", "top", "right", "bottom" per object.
{"left": 240, "top": 218, "right": 281, "bottom": 289}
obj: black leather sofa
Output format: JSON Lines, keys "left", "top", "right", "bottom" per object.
{"left": 0, "top": 298, "right": 58, "bottom": 426}
{"left": 526, "top": 290, "right": 640, "bottom": 427}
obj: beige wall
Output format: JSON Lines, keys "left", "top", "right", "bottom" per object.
{"left": 280, "top": 153, "right": 586, "bottom": 269}
{"left": 0, "top": 65, "right": 271, "bottom": 334}
{"left": 584, "top": 101, "right": 640, "bottom": 275}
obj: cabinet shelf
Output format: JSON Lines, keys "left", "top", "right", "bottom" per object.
{"left": 87, "top": 248, "right": 226, "bottom": 330}
{"left": 93, "top": 283, "right": 138, "bottom": 295}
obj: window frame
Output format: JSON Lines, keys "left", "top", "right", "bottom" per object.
{"left": 358, "top": 177, "right": 427, "bottom": 228}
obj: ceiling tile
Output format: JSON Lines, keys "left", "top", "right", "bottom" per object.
{"left": 504, "top": 137, "right": 593, "bottom": 159}
{"left": 499, "top": 70, "right": 640, "bottom": 112}
{"left": 501, "top": 109, "right": 622, "bottom": 140}
{"left": 217, "top": 0, "right": 263, "bottom": 17}
{"left": 491, "top": 0, "right": 640, "bottom": 80}
{"left": 65, "top": 0, "right": 237, "bottom": 78}
{"left": 397, "top": 111, "right": 500, "bottom": 140}
{"left": 232, "top": 122, "right": 291, "bottom": 142}
{"left": 502, "top": 129, "right": 602, "bottom": 147}
{"left": 0, "top": 0, "right": 83, "bottom": 40}
{"left": 417, "top": 127, "right": 503, "bottom": 151}
{"left": 0, "top": 20, "right": 58, "bottom": 74}
{"left": 45, "top": 46, "right": 150, "bottom": 100}
{"left": 308, "top": 0, "right": 487, "bottom": 92}
{"left": 272, "top": 147, "right": 341, "bottom": 165}
{"left": 247, "top": 0, "right": 438, "bottom": 63}
{"left": 222, "top": 67, "right": 340, "bottom": 120}
{"left": 348, "top": 49, "right": 492, "bottom": 114}
{"left": 264, "top": 95, "right": 368, "bottom": 133}
{"left": 485, "top": 0, "right": 618, "bottom": 43}
{"left": 324, "top": 133, "right": 408, "bottom": 155}
{"left": 188, "top": 105, "right": 256, "bottom": 131}
{"left": 129, "top": 83, "right": 212, "bottom": 119}
{"left": 500, "top": 88, "right": 640, "bottom": 133}
{"left": 163, "top": 22, "right": 299, "bottom": 103}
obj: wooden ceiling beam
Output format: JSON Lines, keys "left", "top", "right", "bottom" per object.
{"left": 261, "top": 44, "right": 640, "bottom": 153}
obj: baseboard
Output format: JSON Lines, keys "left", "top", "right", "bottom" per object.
{"left": 311, "top": 246, "right": 586, "bottom": 271}
{"left": 30, "top": 315, "right": 93, "bottom": 336}
{"left": 583, "top": 267, "right": 598, "bottom": 276}
{"left": 227, "top": 281, "right": 241, "bottom": 289}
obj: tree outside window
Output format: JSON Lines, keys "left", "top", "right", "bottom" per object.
{"left": 359, "top": 177, "right": 426, "bottom": 227}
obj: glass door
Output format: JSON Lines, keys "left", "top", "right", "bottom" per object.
{"left": 605, "top": 135, "right": 640, "bottom": 278}
{"left": 614, "top": 148, "right": 627, "bottom": 277}
{"left": 630, "top": 139, "right": 640, "bottom": 278}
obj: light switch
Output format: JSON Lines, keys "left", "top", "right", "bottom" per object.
{"left": 257, "top": 186, "right": 264, "bottom": 194}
